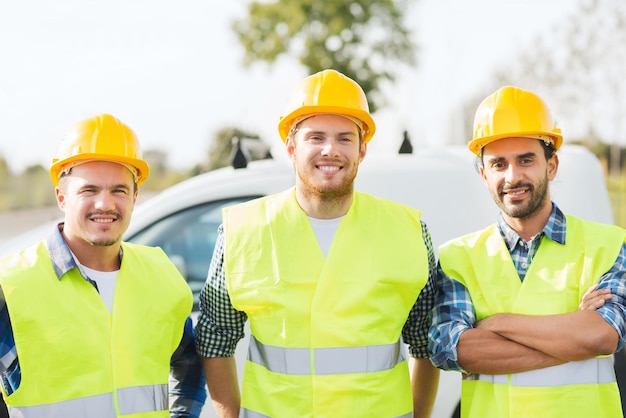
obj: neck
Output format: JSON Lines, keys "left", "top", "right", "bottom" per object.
{"left": 295, "top": 188, "right": 354, "bottom": 219}
{"left": 64, "top": 236, "right": 121, "bottom": 271}
{"left": 503, "top": 203, "right": 553, "bottom": 242}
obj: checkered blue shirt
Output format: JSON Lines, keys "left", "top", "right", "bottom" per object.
{"left": 195, "top": 220, "right": 437, "bottom": 359}
{"left": 429, "top": 204, "right": 626, "bottom": 372}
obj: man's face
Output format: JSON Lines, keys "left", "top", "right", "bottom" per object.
{"left": 286, "top": 114, "right": 367, "bottom": 201}
{"left": 56, "top": 161, "right": 137, "bottom": 248}
{"left": 480, "top": 137, "right": 558, "bottom": 220}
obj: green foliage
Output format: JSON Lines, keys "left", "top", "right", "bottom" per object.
{"left": 11, "top": 165, "right": 57, "bottom": 210}
{"left": 607, "top": 172, "right": 626, "bottom": 228}
{"left": 232, "top": 0, "right": 417, "bottom": 112}
{"left": 466, "top": 0, "right": 626, "bottom": 152}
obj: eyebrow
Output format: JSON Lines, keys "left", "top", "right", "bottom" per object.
{"left": 78, "top": 183, "right": 132, "bottom": 191}
{"left": 486, "top": 152, "right": 537, "bottom": 164}
{"left": 305, "top": 130, "right": 358, "bottom": 137}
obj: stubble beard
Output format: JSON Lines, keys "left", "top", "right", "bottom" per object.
{"left": 495, "top": 176, "right": 549, "bottom": 220}
{"left": 297, "top": 165, "right": 357, "bottom": 204}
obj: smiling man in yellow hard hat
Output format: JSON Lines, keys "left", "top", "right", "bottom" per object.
{"left": 0, "top": 114, "right": 206, "bottom": 417}
{"left": 195, "top": 69, "right": 441, "bottom": 418}
{"left": 430, "top": 86, "right": 626, "bottom": 418}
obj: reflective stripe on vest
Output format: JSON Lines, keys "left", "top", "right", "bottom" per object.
{"left": 118, "top": 384, "right": 168, "bottom": 415}
{"left": 8, "top": 384, "right": 167, "bottom": 418}
{"left": 248, "top": 335, "right": 407, "bottom": 375}
{"left": 465, "top": 357, "right": 615, "bottom": 387}
{"left": 8, "top": 393, "right": 115, "bottom": 418}
{"left": 240, "top": 407, "right": 414, "bottom": 418}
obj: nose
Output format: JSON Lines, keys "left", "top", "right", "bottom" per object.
{"left": 504, "top": 164, "right": 523, "bottom": 185}
{"left": 94, "top": 191, "right": 116, "bottom": 211}
{"left": 321, "top": 139, "right": 339, "bottom": 157}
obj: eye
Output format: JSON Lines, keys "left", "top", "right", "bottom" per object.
{"left": 80, "top": 187, "right": 97, "bottom": 194}
{"left": 113, "top": 187, "right": 130, "bottom": 195}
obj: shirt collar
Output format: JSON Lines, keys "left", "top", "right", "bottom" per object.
{"left": 45, "top": 222, "right": 124, "bottom": 281}
{"left": 46, "top": 222, "right": 79, "bottom": 280}
{"left": 497, "top": 202, "right": 566, "bottom": 250}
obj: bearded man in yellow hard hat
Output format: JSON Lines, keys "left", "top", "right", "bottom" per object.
{"left": 195, "top": 69, "right": 441, "bottom": 418}
{"left": 429, "top": 86, "right": 626, "bottom": 418}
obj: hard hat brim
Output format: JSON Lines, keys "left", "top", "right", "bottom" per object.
{"left": 468, "top": 132, "right": 563, "bottom": 155}
{"left": 50, "top": 154, "right": 150, "bottom": 186}
{"left": 278, "top": 105, "right": 376, "bottom": 143}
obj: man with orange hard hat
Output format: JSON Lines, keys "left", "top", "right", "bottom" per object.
{"left": 429, "top": 86, "right": 626, "bottom": 417}
{"left": 195, "top": 69, "right": 440, "bottom": 417}
{"left": 0, "top": 114, "right": 206, "bottom": 417}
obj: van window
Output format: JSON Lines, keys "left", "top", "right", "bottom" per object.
{"left": 127, "top": 196, "right": 259, "bottom": 309}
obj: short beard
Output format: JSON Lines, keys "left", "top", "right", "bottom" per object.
{"left": 89, "top": 238, "right": 120, "bottom": 247}
{"left": 495, "top": 176, "right": 549, "bottom": 220}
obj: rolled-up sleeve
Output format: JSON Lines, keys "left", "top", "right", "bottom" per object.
{"left": 428, "top": 263, "right": 474, "bottom": 372}
{"left": 195, "top": 225, "right": 247, "bottom": 358}
{"left": 403, "top": 221, "right": 437, "bottom": 358}
{"left": 595, "top": 243, "right": 626, "bottom": 352}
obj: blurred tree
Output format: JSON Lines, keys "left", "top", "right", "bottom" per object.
{"left": 462, "top": 0, "right": 626, "bottom": 173}
{"left": 141, "top": 149, "right": 186, "bottom": 191}
{"left": 12, "top": 165, "right": 56, "bottom": 209}
{"left": 0, "top": 155, "right": 12, "bottom": 210}
{"left": 206, "top": 127, "right": 271, "bottom": 171}
{"left": 232, "top": 0, "right": 417, "bottom": 112}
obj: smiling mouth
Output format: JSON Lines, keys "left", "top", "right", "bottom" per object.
{"left": 92, "top": 218, "right": 115, "bottom": 223}
{"left": 501, "top": 186, "right": 530, "bottom": 200}
{"left": 317, "top": 165, "right": 341, "bottom": 172}
{"left": 89, "top": 212, "right": 120, "bottom": 223}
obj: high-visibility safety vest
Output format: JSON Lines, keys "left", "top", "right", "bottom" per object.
{"left": 439, "top": 215, "right": 626, "bottom": 418}
{"left": 0, "top": 241, "right": 193, "bottom": 418}
{"left": 224, "top": 189, "right": 429, "bottom": 418}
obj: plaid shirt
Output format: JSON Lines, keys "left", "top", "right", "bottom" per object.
{"left": 0, "top": 224, "right": 206, "bottom": 417}
{"left": 195, "top": 220, "right": 437, "bottom": 359}
{"left": 429, "top": 204, "right": 626, "bottom": 372}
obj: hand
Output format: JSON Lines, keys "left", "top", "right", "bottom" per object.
{"left": 579, "top": 283, "right": 612, "bottom": 311}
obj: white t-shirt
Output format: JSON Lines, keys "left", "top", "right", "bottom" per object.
{"left": 308, "top": 216, "right": 344, "bottom": 257}
{"left": 74, "top": 259, "right": 118, "bottom": 314}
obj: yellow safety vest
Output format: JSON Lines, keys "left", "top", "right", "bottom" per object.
{"left": 224, "top": 189, "right": 429, "bottom": 418}
{"left": 439, "top": 215, "right": 626, "bottom": 418}
{"left": 0, "top": 241, "right": 193, "bottom": 418}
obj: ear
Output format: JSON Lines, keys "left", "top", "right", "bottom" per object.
{"left": 286, "top": 137, "right": 296, "bottom": 162}
{"left": 359, "top": 141, "right": 367, "bottom": 163}
{"left": 55, "top": 187, "right": 66, "bottom": 211}
{"left": 547, "top": 154, "right": 559, "bottom": 181}
{"left": 479, "top": 165, "right": 490, "bottom": 189}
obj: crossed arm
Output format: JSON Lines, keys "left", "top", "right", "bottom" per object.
{"left": 457, "top": 286, "right": 618, "bottom": 375}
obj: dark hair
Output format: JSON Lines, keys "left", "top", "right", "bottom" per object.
{"left": 474, "top": 138, "right": 556, "bottom": 171}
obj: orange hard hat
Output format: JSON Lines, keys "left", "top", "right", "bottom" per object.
{"left": 469, "top": 86, "right": 562, "bottom": 155}
{"left": 50, "top": 114, "right": 150, "bottom": 186}
{"left": 278, "top": 69, "right": 376, "bottom": 143}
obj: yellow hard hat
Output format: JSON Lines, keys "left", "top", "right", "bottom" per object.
{"left": 278, "top": 69, "right": 376, "bottom": 143}
{"left": 469, "top": 86, "right": 562, "bottom": 155}
{"left": 50, "top": 114, "right": 150, "bottom": 186}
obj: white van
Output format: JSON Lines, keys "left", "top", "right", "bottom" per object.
{"left": 122, "top": 144, "right": 614, "bottom": 418}
{"left": 0, "top": 144, "right": 616, "bottom": 418}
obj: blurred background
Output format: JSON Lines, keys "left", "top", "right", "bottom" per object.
{"left": 1, "top": 0, "right": 626, "bottom": 236}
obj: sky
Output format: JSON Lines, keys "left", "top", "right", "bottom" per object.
{"left": 0, "top": 0, "right": 585, "bottom": 172}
